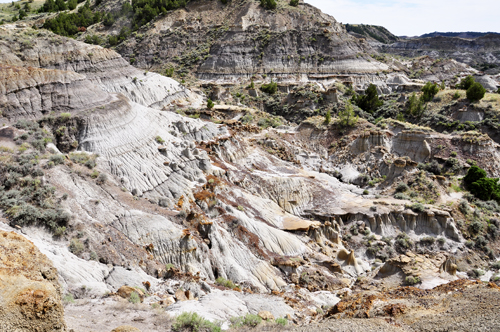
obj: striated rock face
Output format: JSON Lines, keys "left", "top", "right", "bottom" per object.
{"left": 0, "top": 64, "right": 111, "bottom": 120}
{"left": 115, "top": 0, "right": 389, "bottom": 81}
{"left": 0, "top": 230, "right": 66, "bottom": 331}
{"left": 0, "top": 27, "right": 298, "bottom": 293}
{"left": 381, "top": 34, "right": 500, "bottom": 73}
{"left": 0, "top": 27, "right": 202, "bottom": 113}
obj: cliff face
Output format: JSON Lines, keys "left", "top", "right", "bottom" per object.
{"left": 382, "top": 34, "right": 500, "bottom": 71}
{"left": 115, "top": 0, "right": 389, "bottom": 80}
{"left": 345, "top": 24, "right": 400, "bottom": 44}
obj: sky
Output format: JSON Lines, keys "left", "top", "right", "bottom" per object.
{"left": 305, "top": 0, "right": 500, "bottom": 36}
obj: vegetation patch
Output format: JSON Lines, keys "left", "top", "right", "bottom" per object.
{"left": 172, "top": 312, "right": 221, "bottom": 332}
{"left": 230, "top": 314, "right": 262, "bottom": 328}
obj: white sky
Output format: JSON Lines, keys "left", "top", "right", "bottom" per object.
{"left": 305, "top": 0, "right": 500, "bottom": 36}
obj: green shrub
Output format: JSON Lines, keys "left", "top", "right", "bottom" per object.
{"left": 421, "top": 82, "right": 440, "bottom": 102}
{"left": 452, "top": 91, "right": 461, "bottom": 100}
{"left": 129, "top": 291, "right": 140, "bottom": 304}
{"left": 40, "top": 0, "right": 67, "bottom": 12}
{"left": 466, "top": 82, "right": 486, "bottom": 102}
{"left": 463, "top": 166, "right": 500, "bottom": 202}
{"left": 470, "top": 178, "right": 500, "bottom": 201}
{"left": 411, "top": 203, "right": 425, "bottom": 213}
{"left": 68, "top": 152, "right": 96, "bottom": 168}
{"left": 470, "top": 220, "right": 484, "bottom": 234}
{"left": 260, "top": 80, "right": 278, "bottom": 94}
{"left": 69, "top": 238, "right": 84, "bottom": 255}
{"left": 172, "top": 312, "right": 221, "bottom": 332}
{"left": 257, "top": 117, "right": 282, "bottom": 128}
{"left": 43, "top": 2, "right": 102, "bottom": 37}
{"left": 464, "top": 166, "right": 487, "bottom": 188}
{"left": 155, "top": 136, "right": 165, "bottom": 144}
{"left": 396, "top": 182, "right": 409, "bottom": 192}
{"left": 475, "top": 235, "right": 488, "bottom": 248}
{"left": 63, "top": 293, "right": 75, "bottom": 304}
{"left": 353, "top": 84, "right": 382, "bottom": 113}
{"left": 381, "top": 236, "right": 392, "bottom": 245}
{"left": 275, "top": 317, "right": 288, "bottom": 326}
{"left": 324, "top": 109, "right": 331, "bottom": 124}
{"left": 394, "top": 193, "right": 409, "bottom": 200}
{"left": 241, "top": 113, "right": 253, "bottom": 124}
{"left": 49, "top": 154, "right": 65, "bottom": 165}
{"left": 260, "top": 0, "right": 277, "bottom": 9}
{"left": 405, "top": 276, "right": 421, "bottom": 285}
{"left": 96, "top": 173, "right": 107, "bottom": 185}
{"left": 419, "top": 236, "right": 435, "bottom": 245}
{"left": 230, "top": 314, "right": 262, "bottom": 327}
{"left": 396, "top": 233, "right": 413, "bottom": 250}
{"left": 366, "top": 245, "right": 380, "bottom": 256}
{"left": 54, "top": 226, "right": 66, "bottom": 237}
{"left": 215, "top": 277, "right": 236, "bottom": 289}
{"left": 207, "top": 99, "right": 215, "bottom": 109}
{"left": 406, "top": 93, "right": 423, "bottom": 117}
{"left": 289, "top": 0, "right": 299, "bottom": 6}
{"left": 468, "top": 269, "right": 485, "bottom": 278}
{"left": 68, "top": 0, "right": 77, "bottom": 10}
{"left": 84, "top": 34, "right": 102, "bottom": 45}
{"left": 457, "top": 75, "right": 475, "bottom": 90}
{"left": 338, "top": 101, "right": 358, "bottom": 127}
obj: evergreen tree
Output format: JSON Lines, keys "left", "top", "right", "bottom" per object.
{"left": 324, "top": 109, "right": 331, "bottom": 125}
{"left": 260, "top": 80, "right": 277, "bottom": 94}
{"left": 68, "top": 0, "right": 77, "bottom": 10}
{"left": 353, "top": 84, "right": 382, "bottom": 113}
{"left": 407, "top": 92, "right": 423, "bottom": 116}
{"left": 18, "top": 9, "right": 27, "bottom": 19}
{"left": 466, "top": 82, "right": 486, "bottom": 102}
{"left": 55, "top": 0, "right": 67, "bottom": 11}
{"left": 207, "top": 99, "right": 214, "bottom": 109}
{"left": 260, "top": 0, "right": 277, "bottom": 9}
{"left": 338, "top": 101, "right": 358, "bottom": 127}
{"left": 421, "top": 82, "right": 439, "bottom": 102}
{"left": 457, "top": 75, "right": 475, "bottom": 90}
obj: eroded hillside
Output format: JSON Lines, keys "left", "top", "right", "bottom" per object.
{"left": 1, "top": 2, "right": 500, "bottom": 332}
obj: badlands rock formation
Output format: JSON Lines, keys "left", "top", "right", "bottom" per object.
{"left": 382, "top": 34, "right": 500, "bottom": 71}
{"left": 113, "top": 0, "right": 390, "bottom": 80}
{"left": 1, "top": 2, "right": 500, "bottom": 332}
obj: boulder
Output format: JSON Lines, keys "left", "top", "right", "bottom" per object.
{"left": 165, "top": 296, "right": 176, "bottom": 306}
{"left": 258, "top": 310, "right": 275, "bottom": 320}
{"left": 117, "top": 286, "right": 144, "bottom": 302}
{"left": 175, "top": 289, "right": 188, "bottom": 301}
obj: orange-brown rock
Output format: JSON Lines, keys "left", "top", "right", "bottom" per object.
{"left": 116, "top": 286, "right": 144, "bottom": 302}
{"left": 0, "top": 230, "right": 66, "bottom": 331}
